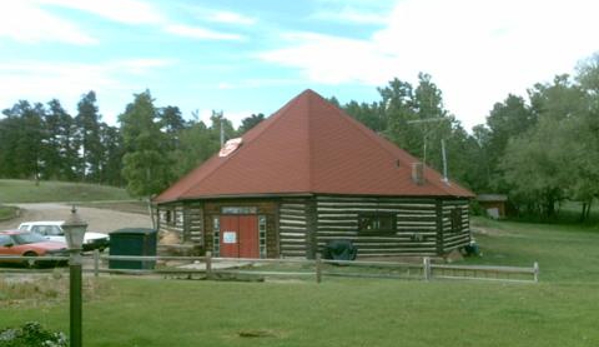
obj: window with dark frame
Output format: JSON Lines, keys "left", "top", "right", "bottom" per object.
{"left": 451, "top": 208, "right": 463, "bottom": 232}
{"left": 358, "top": 213, "right": 396, "bottom": 233}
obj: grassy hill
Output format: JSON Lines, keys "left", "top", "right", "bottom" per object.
{"left": 0, "top": 179, "right": 132, "bottom": 203}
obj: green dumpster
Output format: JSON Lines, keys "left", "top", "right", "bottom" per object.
{"left": 109, "top": 228, "right": 157, "bottom": 270}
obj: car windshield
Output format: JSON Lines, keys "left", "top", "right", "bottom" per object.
{"left": 13, "top": 232, "right": 47, "bottom": 245}
{"left": 34, "top": 225, "right": 64, "bottom": 236}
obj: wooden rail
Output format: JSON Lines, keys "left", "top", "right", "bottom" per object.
{"left": 0, "top": 253, "right": 539, "bottom": 283}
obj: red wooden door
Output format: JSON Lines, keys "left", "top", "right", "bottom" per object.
{"left": 220, "top": 216, "right": 239, "bottom": 258}
{"left": 238, "top": 215, "right": 259, "bottom": 258}
{"left": 219, "top": 215, "right": 259, "bottom": 258}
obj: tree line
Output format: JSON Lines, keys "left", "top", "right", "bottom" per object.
{"left": 0, "top": 90, "right": 264, "bottom": 194}
{"left": 336, "top": 55, "right": 599, "bottom": 220}
{"left": 1, "top": 54, "right": 597, "bottom": 219}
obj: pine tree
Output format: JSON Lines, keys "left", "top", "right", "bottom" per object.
{"left": 119, "top": 90, "right": 172, "bottom": 197}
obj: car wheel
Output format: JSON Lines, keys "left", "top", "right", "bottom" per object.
{"left": 23, "top": 251, "right": 38, "bottom": 269}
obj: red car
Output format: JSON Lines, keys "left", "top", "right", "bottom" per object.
{"left": 0, "top": 230, "right": 68, "bottom": 267}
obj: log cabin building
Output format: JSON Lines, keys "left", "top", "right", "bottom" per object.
{"left": 153, "top": 90, "right": 474, "bottom": 259}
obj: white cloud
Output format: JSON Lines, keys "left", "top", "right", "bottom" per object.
{"left": 217, "top": 78, "right": 302, "bottom": 90}
{"left": 1, "top": 1, "right": 246, "bottom": 45}
{"left": 260, "top": 0, "right": 599, "bottom": 129}
{"left": 310, "top": 7, "right": 389, "bottom": 25}
{"left": 0, "top": 58, "right": 175, "bottom": 124}
{"left": 109, "top": 58, "right": 178, "bottom": 75}
{"left": 183, "top": 5, "right": 257, "bottom": 26}
{"left": 0, "top": 2, "right": 96, "bottom": 45}
{"left": 259, "top": 32, "right": 396, "bottom": 85}
{"left": 165, "top": 24, "right": 243, "bottom": 41}
{"left": 210, "top": 11, "right": 257, "bottom": 25}
{"left": 36, "top": 0, "right": 165, "bottom": 25}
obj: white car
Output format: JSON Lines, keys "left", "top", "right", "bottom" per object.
{"left": 18, "top": 221, "right": 110, "bottom": 252}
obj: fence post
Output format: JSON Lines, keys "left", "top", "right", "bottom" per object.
{"left": 315, "top": 254, "right": 322, "bottom": 284}
{"left": 205, "top": 251, "right": 212, "bottom": 280}
{"left": 93, "top": 249, "right": 100, "bottom": 277}
{"left": 533, "top": 261, "right": 539, "bottom": 283}
{"left": 423, "top": 257, "right": 431, "bottom": 281}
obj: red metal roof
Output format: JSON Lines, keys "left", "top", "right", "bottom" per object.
{"left": 154, "top": 89, "right": 474, "bottom": 203}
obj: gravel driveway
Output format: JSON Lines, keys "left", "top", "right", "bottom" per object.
{"left": 0, "top": 202, "right": 152, "bottom": 234}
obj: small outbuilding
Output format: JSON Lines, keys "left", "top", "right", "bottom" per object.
{"left": 477, "top": 194, "right": 508, "bottom": 219}
{"left": 153, "top": 90, "right": 474, "bottom": 259}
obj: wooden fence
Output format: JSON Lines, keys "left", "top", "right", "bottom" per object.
{"left": 0, "top": 252, "right": 539, "bottom": 283}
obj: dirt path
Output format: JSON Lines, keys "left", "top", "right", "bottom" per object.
{"left": 0, "top": 202, "right": 152, "bottom": 234}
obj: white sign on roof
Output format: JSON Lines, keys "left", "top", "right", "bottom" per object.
{"left": 219, "top": 137, "right": 243, "bottom": 157}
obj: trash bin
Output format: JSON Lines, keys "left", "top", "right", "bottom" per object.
{"left": 109, "top": 228, "right": 157, "bottom": 270}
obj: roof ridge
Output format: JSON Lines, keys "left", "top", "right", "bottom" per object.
{"left": 323, "top": 98, "right": 406, "bottom": 165}
{"left": 307, "top": 92, "right": 315, "bottom": 191}
{"left": 326, "top": 100, "right": 469, "bottom": 195}
{"left": 176, "top": 91, "right": 307, "bottom": 199}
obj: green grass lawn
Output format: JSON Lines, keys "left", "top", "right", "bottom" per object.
{"left": 1, "top": 277, "right": 598, "bottom": 347}
{"left": 0, "top": 204, "right": 18, "bottom": 220}
{"left": 2, "top": 216, "right": 599, "bottom": 346}
{"left": 466, "top": 217, "right": 599, "bottom": 282}
{"left": 0, "top": 179, "right": 131, "bottom": 203}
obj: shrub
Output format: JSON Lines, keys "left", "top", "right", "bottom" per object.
{"left": 0, "top": 322, "right": 66, "bottom": 347}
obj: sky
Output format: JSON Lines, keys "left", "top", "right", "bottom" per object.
{"left": 0, "top": 0, "right": 598, "bottom": 131}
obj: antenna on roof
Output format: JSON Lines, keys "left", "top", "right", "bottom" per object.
{"left": 407, "top": 117, "right": 450, "bottom": 185}
{"left": 441, "top": 138, "right": 449, "bottom": 184}
{"left": 215, "top": 110, "right": 224, "bottom": 148}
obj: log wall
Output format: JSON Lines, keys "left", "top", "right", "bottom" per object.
{"left": 278, "top": 198, "right": 310, "bottom": 258}
{"left": 441, "top": 199, "right": 471, "bottom": 253}
{"left": 277, "top": 195, "right": 471, "bottom": 258}
{"left": 159, "top": 195, "right": 471, "bottom": 259}
{"left": 315, "top": 196, "right": 441, "bottom": 257}
{"left": 156, "top": 203, "right": 203, "bottom": 244}
{"left": 157, "top": 203, "right": 184, "bottom": 236}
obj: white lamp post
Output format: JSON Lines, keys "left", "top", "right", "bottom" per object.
{"left": 62, "top": 206, "right": 88, "bottom": 347}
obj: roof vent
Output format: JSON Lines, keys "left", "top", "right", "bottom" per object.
{"left": 412, "top": 162, "right": 424, "bottom": 185}
{"left": 219, "top": 138, "right": 243, "bottom": 157}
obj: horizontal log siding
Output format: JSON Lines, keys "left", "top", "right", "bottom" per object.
{"left": 157, "top": 204, "right": 185, "bottom": 236}
{"left": 316, "top": 196, "right": 439, "bottom": 257}
{"left": 442, "top": 199, "right": 471, "bottom": 253}
{"left": 279, "top": 199, "right": 309, "bottom": 258}
{"left": 183, "top": 203, "right": 203, "bottom": 244}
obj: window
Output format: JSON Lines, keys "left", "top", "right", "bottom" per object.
{"left": 31, "top": 225, "right": 62, "bottom": 236}
{"left": 213, "top": 217, "right": 221, "bottom": 256}
{"left": 258, "top": 215, "right": 267, "bottom": 258}
{"left": 0, "top": 235, "right": 12, "bottom": 246}
{"left": 451, "top": 208, "right": 463, "bottom": 232}
{"left": 221, "top": 206, "right": 258, "bottom": 214}
{"left": 359, "top": 213, "right": 396, "bottom": 233}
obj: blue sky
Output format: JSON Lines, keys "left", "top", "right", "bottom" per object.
{"left": 1, "top": 0, "right": 598, "bottom": 131}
